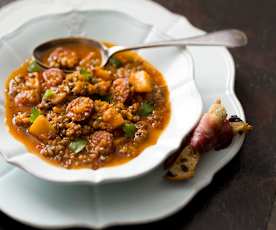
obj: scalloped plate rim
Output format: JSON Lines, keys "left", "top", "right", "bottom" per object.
{"left": 0, "top": 0, "right": 246, "bottom": 229}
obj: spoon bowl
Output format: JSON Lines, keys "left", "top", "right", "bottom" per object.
{"left": 33, "top": 37, "right": 108, "bottom": 72}
{"left": 33, "top": 29, "right": 248, "bottom": 71}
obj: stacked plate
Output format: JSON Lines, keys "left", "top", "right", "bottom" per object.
{"left": 0, "top": 0, "right": 245, "bottom": 228}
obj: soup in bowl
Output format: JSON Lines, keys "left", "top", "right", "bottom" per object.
{"left": 6, "top": 42, "right": 171, "bottom": 170}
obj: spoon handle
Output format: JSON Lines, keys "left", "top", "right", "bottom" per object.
{"left": 108, "top": 29, "right": 248, "bottom": 56}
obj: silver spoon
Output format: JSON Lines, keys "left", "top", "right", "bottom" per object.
{"left": 33, "top": 29, "right": 247, "bottom": 71}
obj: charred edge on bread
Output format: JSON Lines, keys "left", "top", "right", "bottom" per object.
{"left": 229, "top": 115, "right": 243, "bottom": 122}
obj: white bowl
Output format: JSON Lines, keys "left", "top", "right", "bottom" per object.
{"left": 0, "top": 10, "right": 203, "bottom": 184}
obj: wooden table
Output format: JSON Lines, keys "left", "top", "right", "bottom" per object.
{"left": 0, "top": 0, "right": 274, "bottom": 229}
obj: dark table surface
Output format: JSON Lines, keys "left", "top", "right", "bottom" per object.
{"left": 0, "top": 0, "right": 275, "bottom": 230}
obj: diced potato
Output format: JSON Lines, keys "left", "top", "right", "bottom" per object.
{"left": 129, "top": 70, "right": 152, "bottom": 93}
{"left": 29, "top": 115, "right": 54, "bottom": 139}
{"left": 94, "top": 68, "right": 112, "bottom": 80}
{"left": 102, "top": 107, "right": 124, "bottom": 128}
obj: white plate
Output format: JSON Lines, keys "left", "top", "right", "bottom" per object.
{"left": 0, "top": 0, "right": 245, "bottom": 228}
{"left": 0, "top": 9, "right": 202, "bottom": 184}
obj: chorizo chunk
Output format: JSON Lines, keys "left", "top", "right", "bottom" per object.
{"left": 25, "top": 73, "right": 41, "bottom": 89}
{"left": 9, "top": 73, "right": 41, "bottom": 96}
{"left": 111, "top": 78, "right": 129, "bottom": 103}
{"left": 14, "top": 89, "right": 40, "bottom": 106}
{"left": 66, "top": 97, "right": 94, "bottom": 121}
{"left": 9, "top": 73, "right": 41, "bottom": 106}
{"left": 13, "top": 112, "right": 31, "bottom": 127}
{"left": 48, "top": 47, "right": 78, "bottom": 69}
{"left": 42, "top": 68, "right": 65, "bottom": 88}
{"left": 86, "top": 131, "right": 113, "bottom": 158}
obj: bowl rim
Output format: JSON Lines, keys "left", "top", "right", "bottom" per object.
{"left": 0, "top": 9, "right": 203, "bottom": 184}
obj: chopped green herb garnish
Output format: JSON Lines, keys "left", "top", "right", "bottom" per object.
{"left": 80, "top": 68, "right": 92, "bottom": 81}
{"left": 92, "top": 94, "right": 113, "bottom": 103}
{"left": 28, "top": 61, "right": 42, "bottom": 73}
{"left": 29, "top": 107, "right": 42, "bottom": 123}
{"left": 138, "top": 102, "right": 154, "bottom": 116}
{"left": 122, "top": 123, "right": 137, "bottom": 138}
{"left": 43, "top": 89, "right": 55, "bottom": 100}
{"left": 69, "top": 138, "right": 87, "bottom": 154}
{"left": 109, "top": 57, "right": 122, "bottom": 68}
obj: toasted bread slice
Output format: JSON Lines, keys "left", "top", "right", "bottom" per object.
{"left": 208, "top": 99, "right": 227, "bottom": 123}
{"left": 230, "top": 121, "right": 253, "bottom": 135}
{"left": 165, "top": 145, "right": 200, "bottom": 180}
{"left": 165, "top": 99, "right": 252, "bottom": 181}
{"left": 165, "top": 120, "right": 253, "bottom": 181}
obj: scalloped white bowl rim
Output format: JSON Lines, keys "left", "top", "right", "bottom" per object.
{"left": 0, "top": 9, "right": 203, "bottom": 184}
